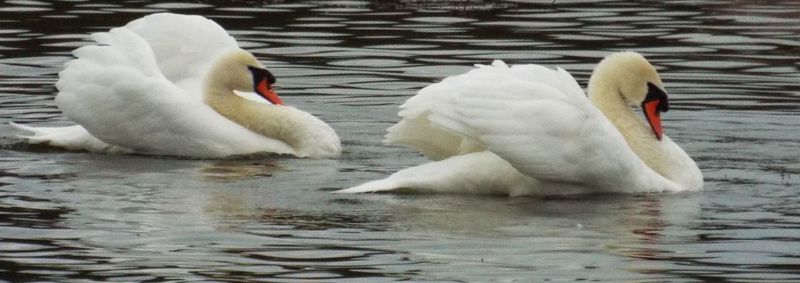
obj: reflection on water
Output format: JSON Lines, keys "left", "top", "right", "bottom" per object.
{"left": 200, "top": 159, "right": 283, "bottom": 181}
{"left": 1, "top": 0, "right": 799, "bottom": 281}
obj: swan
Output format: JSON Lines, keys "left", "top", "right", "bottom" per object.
{"left": 337, "top": 52, "right": 703, "bottom": 196}
{"left": 11, "top": 13, "right": 341, "bottom": 159}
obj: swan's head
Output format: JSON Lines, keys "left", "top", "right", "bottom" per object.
{"left": 210, "top": 50, "right": 283, "bottom": 105}
{"left": 591, "top": 51, "right": 669, "bottom": 141}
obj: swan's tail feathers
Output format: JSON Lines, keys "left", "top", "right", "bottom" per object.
{"left": 9, "top": 122, "right": 131, "bottom": 154}
{"left": 9, "top": 122, "right": 78, "bottom": 145}
{"left": 10, "top": 122, "right": 51, "bottom": 143}
{"left": 334, "top": 179, "right": 404, "bottom": 194}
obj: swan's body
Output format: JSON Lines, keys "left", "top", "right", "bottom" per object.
{"left": 338, "top": 52, "right": 702, "bottom": 196}
{"left": 11, "top": 13, "right": 340, "bottom": 158}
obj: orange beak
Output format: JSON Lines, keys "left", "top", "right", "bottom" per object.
{"left": 248, "top": 66, "right": 283, "bottom": 105}
{"left": 255, "top": 77, "right": 283, "bottom": 105}
{"left": 642, "top": 83, "right": 669, "bottom": 141}
{"left": 643, "top": 100, "right": 664, "bottom": 141}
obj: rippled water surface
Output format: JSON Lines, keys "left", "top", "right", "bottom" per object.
{"left": 1, "top": 0, "right": 799, "bottom": 282}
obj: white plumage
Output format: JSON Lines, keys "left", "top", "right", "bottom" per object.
{"left": 12, "top": 13, "right": 341, "bottom": 159}
{"left": 338, "top": 52, "right": 703, "bottom": 196}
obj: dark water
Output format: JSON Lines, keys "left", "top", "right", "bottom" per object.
{"left": 1, "top": 0, "right": 799, "bottom": 282}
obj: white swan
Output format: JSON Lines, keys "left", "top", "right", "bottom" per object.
{"left": 337, "top": 52, "right": 703, "bottom": 196}
{"left": 11, "top": 13, "right": 341, "bottom": 159}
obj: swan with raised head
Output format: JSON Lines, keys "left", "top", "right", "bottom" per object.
{"left": 337, "top": 52, "right": 702, "bottom": 196}
{"left": 11, "top": 13, "right": 341, "bottom": 159}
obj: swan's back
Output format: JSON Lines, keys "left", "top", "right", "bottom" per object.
{"left": 386, "top": 60, "right": 587, "bottom": 160}
{"left": 123, "top": 13, "right": 238, "bottom": 87}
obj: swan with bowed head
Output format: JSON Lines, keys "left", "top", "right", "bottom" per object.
{"left": 337, "top": 52, "right": 703, "bottom": 195}
{"left": 12, "top": 13, "right": 341, "bottom": 159}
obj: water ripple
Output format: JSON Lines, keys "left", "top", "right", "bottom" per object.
{"left": 0, "top": 0, "right": 799, "bottom": 282}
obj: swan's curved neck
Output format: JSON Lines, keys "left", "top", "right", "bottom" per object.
{"left": 203, "top": 86, "right": 296, "bottom": 144}
{"left": 203, "top": 83, "right": 339, "bottom": 157}
{"left": 588, "top": 75, "right": 668, "bottom": 175}
{"left": 588, "top": 79, "right": 641, "bottom": 134}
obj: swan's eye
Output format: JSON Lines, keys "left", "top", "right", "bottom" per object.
{"left": 645, "top": 82, "right": 669, "bottom": 113}
{"left": 247, "top": 65, "right": 283, "bottom": 105}
{"left": 247, "top": 66, "right": 277, "bottom": 85}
